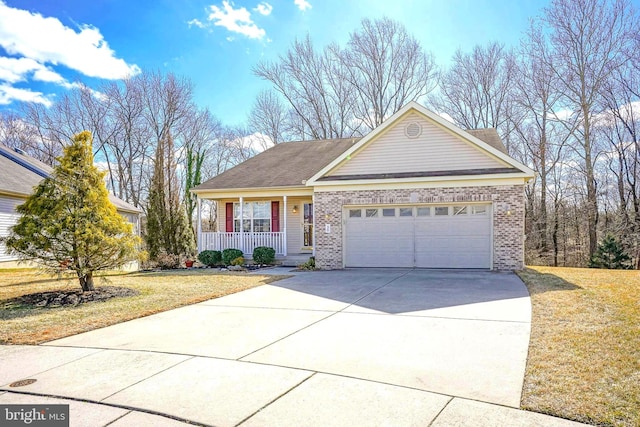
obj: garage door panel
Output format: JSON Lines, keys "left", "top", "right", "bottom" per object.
{"left": 345, "top": 204, "right": 492, "bottom": 269}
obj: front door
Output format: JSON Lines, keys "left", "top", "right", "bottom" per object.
{"left": 302, "top": 202, "right": 313, "bottom": 250}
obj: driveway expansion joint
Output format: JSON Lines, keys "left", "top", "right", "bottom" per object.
{"left": 234, "top": 372, "right": 317, "bottom": 427}
{"left": 427, "top": 396, "right": 454, "bottom": 426}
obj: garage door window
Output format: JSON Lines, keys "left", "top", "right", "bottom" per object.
{"left": 417, "top": 207, "right": 431, "bottom": 216}
{"left": 382, "top": 208, "right": 395, "bottom": 217}
{"left": 435, "top": 206, "right": 449, "bottom": 216}
{"left": 472, "top": 205, "right": 487, "bottom": 215}
{"left": 366, "top": 208, "right": 379, "bottom": 217}
{"left": 349, "top": 209, "right": 362, "bottom": 218}
{"left": 453, "top": 206, "right": 468, "bottom": 215}
{"left": 399, "top": 208, "right": 413, "bottom": 217}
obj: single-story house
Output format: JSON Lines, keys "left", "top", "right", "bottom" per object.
{"left": 192, "top": 102, "right": 534, "bottom": 270}
{"left": 0, "top": 143, "right": 142, "bottom": 269}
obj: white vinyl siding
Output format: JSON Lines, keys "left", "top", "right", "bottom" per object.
{"left": 329, "top": 112, "right": 507, "bottom": 176}
{"left": 0, "top": 195, "right": 24, "bottom": 262}
{"left": 344, "top": 204, "right": 492, "bottom": 269}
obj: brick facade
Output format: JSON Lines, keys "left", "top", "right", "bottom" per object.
{"left": 314, "top": 185, "right": 525, "bottom": 271}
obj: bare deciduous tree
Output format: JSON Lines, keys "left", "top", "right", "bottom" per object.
{"left": 531, "top": 0, "right": 635, "bottom": 257}
{"left": 429, "top": 42, "right": 518, "bottom": 145}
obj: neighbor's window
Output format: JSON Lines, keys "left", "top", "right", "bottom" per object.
{"left": 233, "top": 201, "right": 271, "bottom": 232}
{"left": 435, "top": 206, "right": 449, "bottom": 216}
{"left": 349, "top": 209, "right": 362, "bottom": 218}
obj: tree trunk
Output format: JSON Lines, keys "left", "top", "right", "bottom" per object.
{"left": 79, "top": 272, "right": 95, "bottom": 292}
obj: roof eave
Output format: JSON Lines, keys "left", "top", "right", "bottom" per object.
{"left": 311, "top": 172, "right": 535, "bottom": 187}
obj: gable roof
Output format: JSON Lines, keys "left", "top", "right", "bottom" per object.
{"left": 193, "top": 138, "right": 360, "bottom": 192}
{"left": 0, "top": 143, "right": 141, "bottom": 214}
{"left": 308, "top": 102, "right": 534, "bottom": 184}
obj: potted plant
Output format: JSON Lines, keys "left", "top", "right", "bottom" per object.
{"left": 185, "top": 259, "right": 194, "bottom": 268}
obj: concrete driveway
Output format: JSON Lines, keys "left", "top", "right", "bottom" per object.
{"left": 1, "top": 269, "right": 585, "bottom": 426}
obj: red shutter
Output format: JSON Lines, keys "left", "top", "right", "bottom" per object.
{"left": 271, "top": 201, "right": 280, "bottom": 232}
{"left": 225, "top": 203, "right": 234, "bottom": 232}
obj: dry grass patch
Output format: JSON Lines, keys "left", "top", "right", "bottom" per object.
{"left": 0, "top": 268, "right": 288, "bottom": 345}
{"left": 518, "top": 266, "right": 639, "bottom": 427}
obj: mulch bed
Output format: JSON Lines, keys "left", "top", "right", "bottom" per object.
{"left": 3, "top": 286, "right": 139, "bottom": 309}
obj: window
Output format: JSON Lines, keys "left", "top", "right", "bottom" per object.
{"left": 366, "top": 208, "right": 379, "bottom": 217}
{"left": 453, "top": 206, "right": 468, "bottom": 216}
{"left": 382, "top": 208, "right": 395, "bottom": 217}
{"left": 417, "top": 207, "right": 431, "bottom": 217}
{"left": 233, "top": 201, "right": 271, "bottom": 232}
{"left": 349, "top": 209, "right": 362, "bottom": 218}
{"left": 435, "top": 206, "right": 449, "bottom": 216}
{"left": 472, "top": 205, "right": 487, "bottom": 215}
{"left": 399, "top": 208, "right": 413, "bottom": 217}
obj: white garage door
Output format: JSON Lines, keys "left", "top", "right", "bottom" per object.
{"left": 344, "top": 204, "right": 492, "bottom": 269}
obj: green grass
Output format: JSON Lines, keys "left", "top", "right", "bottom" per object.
{"left": 518, "top": 266, "right": 639, "bottom": 427}
{"left": 0, "top": 269, "right": 288, "bottom": 345}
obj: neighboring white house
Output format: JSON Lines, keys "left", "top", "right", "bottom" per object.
{"left": 0, "top": 143, "right": 142, "bottom": 269}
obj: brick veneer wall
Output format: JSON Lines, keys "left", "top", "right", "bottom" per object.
{"left": 314, "top": 185, "right": 525, "bottom": 270}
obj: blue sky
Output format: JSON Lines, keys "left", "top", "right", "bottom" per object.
{"left": 0, "top": 0, "right": 564, "bottom": 126}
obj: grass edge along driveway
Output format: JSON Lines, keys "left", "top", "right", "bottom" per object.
{"left": 518, "top": 266, "right": 639, "bottom": 427}
{"left": 0, "top": 268, "right": 288, "bottom": 345}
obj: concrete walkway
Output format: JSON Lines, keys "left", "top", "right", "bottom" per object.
{"left": 0, "top": 269, "right": 589, "bottom": 426}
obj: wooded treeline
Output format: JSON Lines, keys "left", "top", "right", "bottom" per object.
{"left": 0, "top": 0, "right": 638, "bottom": 267}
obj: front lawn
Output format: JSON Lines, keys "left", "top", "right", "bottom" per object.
{"left": 0, "top": 269, "right": 287, "bottom": 345}
{"left": 518, "top": 266, "right": 639, "bottom": 427}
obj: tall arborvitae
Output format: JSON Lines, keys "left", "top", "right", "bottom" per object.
{"left": 3, "top": 131, "right": 140, "bottom": 291}
{"left": 145, "top": 132, "right": 195, "bottom": 260}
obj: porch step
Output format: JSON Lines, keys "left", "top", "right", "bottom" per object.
{"left": 277, "top": 254, "right": 313, "bottom": 267}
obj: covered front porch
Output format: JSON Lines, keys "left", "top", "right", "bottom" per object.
{"left": 195, "top": 189, "right": 315, "bottom": 259}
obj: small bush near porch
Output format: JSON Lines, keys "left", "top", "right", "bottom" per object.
{"left": 0, "top": 269, "right": 288, "bottom": 345}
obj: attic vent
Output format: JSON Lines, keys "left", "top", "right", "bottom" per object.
{"left": 405, "top": 122, "right": 422, "bottom": 139}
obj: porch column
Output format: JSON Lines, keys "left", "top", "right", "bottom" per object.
{"left": 312, "top": 194, "right": 316, "bottom": 257}
{"left": 196, "top": 197, "right": 202, "bottom": 254}
{"left": 239, "top": 196, "right": 244, "bottom": 253}
{"left": 283, "top": 195, "right": 288, "bottom": 256}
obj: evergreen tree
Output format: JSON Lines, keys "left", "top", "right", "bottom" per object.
{"left": 145, "top": 132, "right": 195, "bottom": 260}
{"left": 589, "top": 234, "right": 632, "bottom": 270}
{"left": 3, "top": 131, "right": 140, "bottom": 291}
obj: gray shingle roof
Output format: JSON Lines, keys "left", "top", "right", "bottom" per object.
{"left": 194, "top": 138, "right": 361, "bottom": 191}
{"left": 0, "top": 143, "right": 141, "bottom": 213}
{"left": 195, "top": 128, "right": 508, "bottom": 191}
{"left": 466, "top": 128, "right": 508, "bottom": 154}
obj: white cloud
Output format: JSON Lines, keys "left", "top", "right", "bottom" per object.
{"left": 207, "top": 1, "right": 266, "bottom": 39}
{"left": 0, "top": 84, "right": 51, "bottom": 106}
{"left": 0, "top": 2, "right": 140, "bottom": 79}
{"left": 0, "top": 56, "right": 77, "bottom": 89}
{"left": 294, "top": 0, "right": 311, "bottom": 11}
{"left": 187, "top": 18, "right": 205, "bottom": 29}
{"left": 254, "top": 2, "right": 273, "bottom": 16}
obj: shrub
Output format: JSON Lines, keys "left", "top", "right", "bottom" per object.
{"left": 298, "top": 256, "right": 316, "bottom": 270}
{"left": 156, "top": 252, "right": 181, "bottom": 269}
{"left": 253, "top": 246, "right": 276, "bottom": 265}
{"left": 198, "top": 250, "right": 222, "bottom": 267}
{"left": 589, "top": 234, "right": 632, "bottom": 269}
{"left": 222, "top": 248, "right": 243, "bottom": 265}
{"left": 231, "top": 256, "right": 245, "bottom": 266}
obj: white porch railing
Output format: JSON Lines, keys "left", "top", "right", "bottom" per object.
{"left": 200, "top": 232, "right": 286, "bottom": 256}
